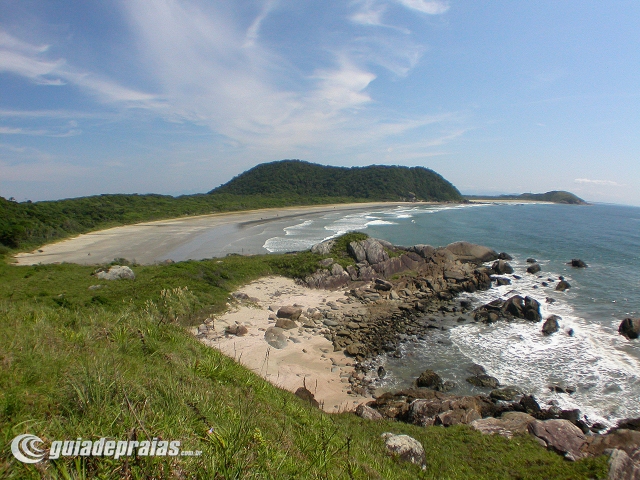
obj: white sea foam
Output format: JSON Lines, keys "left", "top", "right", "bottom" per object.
{"left": 452, "top": 257, "right": 640, "bottom": 426}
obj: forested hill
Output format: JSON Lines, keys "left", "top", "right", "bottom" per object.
{"left": 210, "top": 160, "right": 463, "bottom": 202}
{"left": 465, "top": 191, "right": 587, "bottom": 205}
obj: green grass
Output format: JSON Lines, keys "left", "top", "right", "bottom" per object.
{"left": 0, "top": 252, "right": 608, "bottom": 479}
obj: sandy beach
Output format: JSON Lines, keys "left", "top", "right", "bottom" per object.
{"left": 194, "top": 276, "right": 370, "bottom": 413}
{"left": 13, "top": 202, "right": 416, "bottom": 266}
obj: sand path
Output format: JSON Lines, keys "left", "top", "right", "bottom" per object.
{"left": 195, "top": 276, "right": 370, "bottom": 413}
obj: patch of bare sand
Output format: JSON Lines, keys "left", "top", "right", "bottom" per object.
{"left": 195, "top": 276, "right": 369, "bottom": 413}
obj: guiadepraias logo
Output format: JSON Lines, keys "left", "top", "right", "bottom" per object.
{"left": 11, "top": 434, "right": 46, "bottom": 464}
{"left": 11, "top": 434, "right": 202, "bottom": 463}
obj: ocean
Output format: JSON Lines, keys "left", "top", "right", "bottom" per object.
{"left": 262, "top": 202, "right": 640, "bottom": 427}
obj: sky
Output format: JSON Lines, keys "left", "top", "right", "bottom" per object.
{"left": 1, "top": 1, "right": 639, "bottom": 206}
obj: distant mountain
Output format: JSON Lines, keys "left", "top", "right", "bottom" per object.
{"left": 210, "top": 160, "right": 464, "bottom": 202}
{"left": 465, "top": 191, "right": 588, "bottom": 205}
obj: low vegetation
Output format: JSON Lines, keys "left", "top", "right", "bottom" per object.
{"left": 0, "top": 243, "right": 608, "bottom": 478}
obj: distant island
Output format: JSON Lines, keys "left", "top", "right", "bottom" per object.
{"left": 0, "top": 160, "right": 585, "bottom": 251}
{"left": 465, "top": 191, "right": 588, "bottom": 205}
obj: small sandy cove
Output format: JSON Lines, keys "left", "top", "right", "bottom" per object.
{"left": 194, "top": 276, "right": 369, "bottom": 413}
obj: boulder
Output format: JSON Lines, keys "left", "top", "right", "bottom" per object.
{"left": 503, "top": 295, "right": 542, "bottom": 322}
{"left": 96, "top": 266, "right": 135, "bottom": 280}
{"left": 491, "top": 260, "right": 514, "bottom": 275}
{"left": 374, "top": 278, "right": 393, "bottom": 291}
{"left": 607, "top": 448, "right": 640, "bottom": 480}
{"left": 619, "top": 318, "right": 640, "bottom": 340}
{"left": 466, "top": 375, "right": 500, "bottom": 389}
{"left": 526, "top": 258, "right": 537, "bottom": 263}
{"left": 470, "top": 412, "right": 536, "bottom": 439}
{"left": 407, "top": 394, "right": 494, "bottom": 427}
{"left": 445, "top": 241, "right": 499, "bottom": 263}
{"left": 356, "top": 404, "right": 383, "bottom": 421}
{"left": 498, "top": 252, "right": 513, "bottom": 260}
{"left": 568, "top": 259, "right": 588, "bottom": 268}
{"left": 556, "top": 280, "right": 571, "bottom": 291}
{"left": 528, "top": 419, "right": 588, "bottom": 461}
{"left": 348, "top": 242, "right": 367, "bottom": 263}
{"left": 490, "top": 386, "right": 522, "bottom": 401}
{"left": 277, "top": 306, "right": 303, "bottom": 320}
{"left": 264, "top": 327, "right": 288, "bottom": 349}
{"left": 542, "top": 315, "right": 561, "bottom": 335}
{"left": 311, "top": 240, "right": 335, "bottom": 255}
{"left": 362, "top": 238, "right": 389, "bottom": 265}
{"left": 318, "top": 257, "right": 334, "bottom": 267}
{"left": 586, "top": 429, "right": 640, "bottom": 456}
{"left": 416, "top": 369, "right": 443, "bottom": 390}
{"left": 527, "top": 263, "right": 541, "bottom": 274}
{"left": 381, "top": 433, "right": 426, "bottom": 469}
{"left": 275, "top": 318, "right": 298, "bottom": 330}
{"left": 330, "top": 263, "right": 345, "bottom": 276}
{"left": 225, "top": 324, "right": 248, "bottom": 336}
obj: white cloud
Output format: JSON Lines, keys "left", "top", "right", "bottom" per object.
{"left": 574, "top": 178, "right": 622, "bottom": 187}
{"left": 395, "top": 0, "right": 450, "bottom": 15}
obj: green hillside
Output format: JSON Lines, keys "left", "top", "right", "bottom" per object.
{"left": 465, "top": 191, "right": 587, "bottom": 205}
{"left": 211, "top": 160, "right": 464, "bottom": 202}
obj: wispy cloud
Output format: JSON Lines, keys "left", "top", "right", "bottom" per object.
{"left": 574, "top": 178, "right": 622, "bottom": 187}
{"left": 395, "top": 0, "right": 450, "bottom": 15}
{"left": 0, "top": 29, "right": 160, "bottom": 105}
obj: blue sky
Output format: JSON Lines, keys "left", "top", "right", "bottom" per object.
{"left": 1, "top": 1, "right": 639, "bottom": 205}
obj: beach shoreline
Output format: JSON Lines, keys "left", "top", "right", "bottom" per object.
{"left": 13, "top": 201, "right": 426, "bottom": 266}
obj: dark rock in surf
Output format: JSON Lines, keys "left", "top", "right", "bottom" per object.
{"left": 619, "top": 318, "right": 640, "bottom": 340}
{"left": 527, "top": 263, "right": 541, "bottom": 274}
{"left": 542, "top": 315, "right": 561, "bottom": 335}
{"left": 556, "top": 280, "right": 571, "bottom": 291}
{"left": 490, "top": 387, "right": 522, "bottom": 401}
{"left": 492, "top": 260, "right": 514, "bottom": 275}
{"left": 498, "top": 252, "right": 513, "bottom": 260}
{"left": 466, "top": 374, "right": 500, "bottom": 389}
{"left": 568, "top": 259, "right": 588, "bottom": 268}
{"left": 416, "top": 369, "right": 444, "bottom": 390}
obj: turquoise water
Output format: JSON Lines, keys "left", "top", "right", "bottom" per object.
{"left": 263, "top": 202, "right": 640, "bottom": 425}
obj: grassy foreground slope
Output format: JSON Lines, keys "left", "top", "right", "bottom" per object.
{"left": 0, "top": 160, "right": 463, "bottom": 251}
{"left": 0, "top": 247, "right": 607, "bottom": 479}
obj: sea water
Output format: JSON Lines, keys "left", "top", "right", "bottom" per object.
{"left": 262, "top": 202, "right": 640, "bottom": 426}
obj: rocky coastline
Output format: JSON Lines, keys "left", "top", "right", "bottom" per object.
{"left": 298, "top": 236, "right": 640, "bottom": 471}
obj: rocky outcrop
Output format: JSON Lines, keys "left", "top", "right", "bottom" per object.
{"left": 556, "top": 280, "right": 571, "bottom": 291}
{"left": 311, "top": 239, "right": 335, "bottom": 255}
{"left": 473, "top": 295, "right": 542, "bottom": 323}
{"left": 95, "top": 265, "right": 135, "bottom": 280}
{"left": 381, "top": 433, "right": 426, "bottom": 469}
{"left": 619, "top": 318, "right": 640, "bottom": 340}
{"left": 528, "top": 419, "right": 588, "bottom": 461}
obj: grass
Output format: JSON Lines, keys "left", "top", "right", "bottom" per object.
{"left": 0, "top": 248, "right": 609, "bottom": 479}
